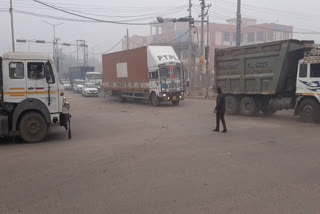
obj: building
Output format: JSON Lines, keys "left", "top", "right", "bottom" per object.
{"left": 123, "top": 18, "right": 293, "bottom": 89}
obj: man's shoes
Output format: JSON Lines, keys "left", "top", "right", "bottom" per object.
{"left": 222, "top": 129, "right": 227, "bottom": 133}
{"left": 213, "top": 129, "right": 219, "bottom": 132}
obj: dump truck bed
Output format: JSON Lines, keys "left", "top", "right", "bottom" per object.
{"left": 215, "top": 39, "right": 314, "bottom": 95}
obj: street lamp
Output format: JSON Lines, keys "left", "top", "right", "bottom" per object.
{"left": 157, "top": 16, "right": 194, "bottom": 24}
{"left": 43, "top": 20, "right": 64, "bottom": 67}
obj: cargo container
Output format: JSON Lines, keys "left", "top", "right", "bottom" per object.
{"left": 215, "top": 39, "right": 320, "bottom": 122}
{"left": 102, "top": 46, "right": 184, "bottom": 106}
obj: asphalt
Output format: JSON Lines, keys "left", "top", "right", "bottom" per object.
{"left": 0, "top": 92, "right": 320, "bottom": 214}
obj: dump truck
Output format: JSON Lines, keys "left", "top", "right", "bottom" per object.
{"left": 69, "top": 66, "right": 94, "bottom": 88}
{"left": 102, "top": 46, "right": 184, "bottom": 106}
{"left": 215, "top": 39, "right": 320, "bottom": 122}
{"left": 0, "top": 52, "right": 71, "bottom": 143}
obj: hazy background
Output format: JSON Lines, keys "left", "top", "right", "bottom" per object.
{"left": 0, "top": 0, "right": 320, "bottom": 58}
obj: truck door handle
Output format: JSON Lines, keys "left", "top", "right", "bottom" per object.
{"left": 28, "top": 87, "right": 34, "bottom": 90}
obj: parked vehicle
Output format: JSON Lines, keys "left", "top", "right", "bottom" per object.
{"left": 82, "top": 82, "right": 99, "bottom": 97}
{"left": 102, "top": 46, "right": 184, "bottom": 106}
{"left": 61, "top": 80, "right": 72, "bottom": 91}
{"left": 215, "top": 39, "right": 320, "bottom": 122}
{"left": 0, "top": 52, "right": 71, "bottom": 143}
{"left": 69, "top": 66, "right": 94, "bottom": 89}
{"left": 73, "top": 79, "right": 85, "bottom": 93}
{"left": 85, "top": 72, "right": 102, "bottom": 91}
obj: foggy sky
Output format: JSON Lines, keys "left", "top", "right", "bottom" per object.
{"left": 0, "top": 0, "right": 319, "bottom": 57}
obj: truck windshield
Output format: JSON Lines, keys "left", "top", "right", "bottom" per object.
{"left": 75, "top": 80, "right": 84, "bottom": 85}
{"left": 87, "top": 74, "right": 102, "bottom": 79}
{"left": 159, "top": 66, "right": 181, "bottom": 78}
{"left": 85, "top": 83, "right": 96, "bottom": 88}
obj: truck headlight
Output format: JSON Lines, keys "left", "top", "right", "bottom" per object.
{"left": 162, "top": 93, "right": 167, "bottom": 97}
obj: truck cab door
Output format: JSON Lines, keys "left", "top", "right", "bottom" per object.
{"left": 3, "top": 61, "right": 27, "bottom": 103}
{"left": 309, "top": 63, "right": 320, "bottom": 94}
{"left": 149, "top": 69, "right": 159, "bottom": 91}
{"left": 296, "top": 63, "right": 309, "bottom": 94}
{"left": 25, "top": 61, "right": 59, "bottom": 113}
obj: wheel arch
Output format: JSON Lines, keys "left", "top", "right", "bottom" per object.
{"left": 295, "top": 96, "right": 320, "bottom": 116}
{"left": 12, "top": 98, "right": 51, "bottom": 132}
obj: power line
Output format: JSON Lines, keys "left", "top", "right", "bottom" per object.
{"left": 167, "top": 29, "right": 191, "bottom": 44}
{"left": 101, "top": 37, "right": 124, "bottom": 54}
{"left": 32, "top": 0, "right": 169, "bottom": 25}
{"left": 11, "top": 0, "right": 187, "bottom": 12}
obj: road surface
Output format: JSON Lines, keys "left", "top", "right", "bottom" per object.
{"left": 1, "top": 92, "right": 320, "bottom": 214}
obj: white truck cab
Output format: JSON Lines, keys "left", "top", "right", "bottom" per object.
{"left": 0, "top": 52, "right": 71, "bottom": 143}
{"left": 85, "top": 72, "right": 102, "bottom": 90}
{"left": 295, "top": 48, "right": 320, "bottom": 121}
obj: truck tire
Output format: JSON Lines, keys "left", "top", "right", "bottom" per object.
{"left": 240, "top": 96, "right": 258, "bottom": 116}
{"left": 172, "top": 100, "right": 180, "bottom": 106}
{"left": 299, "top": 99, "right": 320, "bottom": 123}
{"left": 225, "top": 96, "right": 240, "bottom": 115}
{"left": 151, "top": 93, "right": 160, "bottom": 106}
{"left": 19, "top": 112, "right": 48, "bottom": 143}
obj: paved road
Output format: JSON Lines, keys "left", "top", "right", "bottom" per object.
{"left": 1, "top": 92, "right": 320, "bottom": 214}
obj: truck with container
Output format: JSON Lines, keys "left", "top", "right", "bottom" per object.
{"left": 69, "top": 66, "right": 94, "bottom": 91}
{"left": 214, "top": 39, "right": 320, "bottom": 122}
{"left": 0, "top": 52, "right": 71, "bottom": 143}
{"left": 85, "top": 72, "right": 102, "bottom": 91}
{"left": 102, "top": 46, "right": 184, "bottom": 106}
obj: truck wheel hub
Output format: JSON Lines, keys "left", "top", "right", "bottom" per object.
{"left": 304, "top": 105, "right": 313, "bottom": 115}
{"left": 28, "top": 120, "right": 40, "bottom": 135}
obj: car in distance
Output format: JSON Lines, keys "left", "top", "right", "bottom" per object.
{"left": 82, "top": 82, "right": 99, "bottom": 97}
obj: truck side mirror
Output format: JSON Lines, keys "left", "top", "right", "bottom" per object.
{"left": 44, "top": 61, "right": 54, "bottom": 84}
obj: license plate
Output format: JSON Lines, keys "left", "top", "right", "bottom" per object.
{"left": 173, "top": 96, "right": 176, "bottom": 100}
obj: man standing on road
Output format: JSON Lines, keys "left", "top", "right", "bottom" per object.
{"left": 213, "top": 87, "right": 227, "bottom": 133}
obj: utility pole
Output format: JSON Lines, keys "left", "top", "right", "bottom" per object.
{"left": 187, "top": 0, "right": 193, "bottom": 96}
{"left": 199, "top": 0, "right": 211, "bottom": 92}
{"left": 83, "top": 40, "right": 86, "bottom": 65}
{"left": 76, "top": 40, "right": 79, "bottom": 65}
{"left": 200, "top": 0, "right": 205, "bottom": 73}
{"left": 92, "top": 48, "right": 95, "bottom": 66}
{"left": 236, "top": 0, "right": 241, "bottom": 47}
{"left": 205, "top": 16, "right": 210, "bottom": 98}
{"left": 126, "top": 29, "right": 130, "bottom": 50}
{"left": 43, "top": 21, "right": 63, "bottom": 66}
{"left": 9, "top": 0, "right": 15, "bottom": 52}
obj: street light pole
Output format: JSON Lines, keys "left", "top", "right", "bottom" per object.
{"left": 236, "top": 0, "right": 241, "bottom": 47}
{"left": 9, "top": 0, "right": 15, "bottom": 52}
{"left": 43, "top": 20, "right": 63, "bottom": 65}
{"left": 188, "top": 0, "right": 193, "bottom": 96}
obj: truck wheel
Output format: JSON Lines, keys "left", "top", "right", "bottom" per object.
{"left": 19, "top": 112, "right": 48, "bottom": 143}
{"left": 225, "top": 96, "right": 240, "bottom": 115}
{"left": 299, "top": 99, "right": 320, "bottom": 123}
{"left": 151, "top": 93, "right": 160, "bottom": 106}
{"left": 240, "top": 96, "right": 258, "bottom": 116}
{"left": 172, "top": 100, "right": 180, "bottom": 106}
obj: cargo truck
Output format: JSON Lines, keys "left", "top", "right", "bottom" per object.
{"left": 85, "top": 72, "right": 102, "bottom": 91}
{"left": 0, "top": 53, "right": 71, "bottom": 143}
{"left": 215, "top": 39, "right": 320, "bottom": 122}
{"left": 69, "top": 66, "right": 94, "bottom": 89}
{"left": 102, "top": 46, "right": 184, "bottom": 106}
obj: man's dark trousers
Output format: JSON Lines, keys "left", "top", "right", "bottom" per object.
{"left": 216, "top": 110, "right": 227, "bottom": 131}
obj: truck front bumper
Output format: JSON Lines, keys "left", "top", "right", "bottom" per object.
{"left": 160, "top": 91, "right": 184, "bottom": 102}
